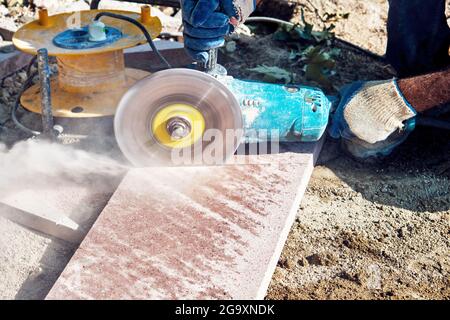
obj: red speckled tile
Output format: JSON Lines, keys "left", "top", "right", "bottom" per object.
{"left": 47, "top": 141, "right": 323, "bottom": 299}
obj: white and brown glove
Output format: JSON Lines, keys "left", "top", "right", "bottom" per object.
{"left": 330, "top": 79, "right": 417, "bottom": 158}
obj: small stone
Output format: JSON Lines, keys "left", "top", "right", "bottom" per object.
{"left": 343, "top": 239, "right": 352, "bottom": 248}
{"left": 383, "top": 290, "right": 395, "bottom": 297}
{"left": 338, "top": 270, "right": 362, "bottom": 284}
{"left": 297, "top": 257, "right": 309, "bottom": 267}
{"left": 2, "top": 76, "right": 14, "bottom": 88}
{"left": 1, "top": 89, "right": 10, "bottom": 100}
{"left": 397, "top": 225, "right": 412, "bottom": 238}
{"left": 397, "top": 227, "right": 406, "bottom": 238}
{"left": 30, "top": 65, "right": 37, "bottom": 74}
{"left": 311, "top": 252, "right": 338, "bottom": 266}
{"left": 277, "top": 257, "right": 288, "bottom": 268}
{"left": 277, "top": 257, "right": 295, "bottom": 270}
{"left": 50, "top": 64, "right": 58, "bottom": 74}
{"left": 0, "top": 5, "right": 8, "bottom": 16}
{"left": 285, "top": 258, "right": 295, "bottom": 269}
{"left": 17, "top": 71, "right": 27, "bottom": 82}
{"left": 28, "top": 266, "right": 44, "bottom": 279}
{"left": 306, "top": 253, "right": 328, "bottom": 266}
{"left": 225, "top": 41, "right": 237, "bottom": 53}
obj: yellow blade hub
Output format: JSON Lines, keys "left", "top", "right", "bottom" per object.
{"left": 151, "top": 104, "right": 206, "bottom": 149}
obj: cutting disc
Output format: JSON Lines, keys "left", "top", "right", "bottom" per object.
{"left": 114, "top": 69, "right": 243, "bottom": 167}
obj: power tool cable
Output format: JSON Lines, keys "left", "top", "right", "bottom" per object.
{"left": 10, "top": 56, "right": 41, "bottom": 136}
{"left": 93, "top": 12, "right": 172, "bottom": 69}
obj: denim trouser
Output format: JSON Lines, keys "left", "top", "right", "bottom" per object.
{"left": 386, "top": 0, "right": 450, "bottom": 77}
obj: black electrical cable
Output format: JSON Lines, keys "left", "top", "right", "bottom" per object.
{"left": 25, "top": 55, "right": 37, "bottom": 76}
{"left": 11, "top": 72, "right": 41, "bottom": 136}
{"left": 9, "top": 56, "right": 41, "bottom": 136}
{"left": 244, "top": 17, "right": 385, "bottom": 61}
{"left": 93, "top": 12, "right": 172, "bottom": 69}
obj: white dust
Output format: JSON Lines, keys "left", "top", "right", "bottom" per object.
{"left": 0, "top": 139, "right": 127, "bottom": 199}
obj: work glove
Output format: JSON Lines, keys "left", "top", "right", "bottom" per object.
{"left": 181, "top": 0, "right": 257, "bottom": 63}
{"left": 329, "top": 79, "right": 417, "bottom": 159}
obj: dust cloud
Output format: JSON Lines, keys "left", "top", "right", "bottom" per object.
{"left": 0, "top": 139, "right": 128, "bottom": 199}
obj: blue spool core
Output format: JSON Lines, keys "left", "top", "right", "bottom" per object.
{"left": 53, "top": 26, "right": 122, "bottom": 49}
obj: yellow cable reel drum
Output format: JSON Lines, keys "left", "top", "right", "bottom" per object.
{"left": 114, "top": 69, "right": 243, "bottom": 166}
{"left": 13, "top": 8, "right": 162, "bottom": 118}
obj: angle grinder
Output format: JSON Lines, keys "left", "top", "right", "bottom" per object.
{"left": 114, "top": 48, "right": 333, "bottom": 166}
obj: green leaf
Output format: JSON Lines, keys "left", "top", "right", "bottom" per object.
{"left": 248, "top": 65, "right": 293, "bottom": 84}
{"left": 272, "top": 30, "right": 291, "bottom": 41}
{"left": 305, "top": 64, "right": 332, "bottom": 88}
{"left": 300, "top": 9, "right": 314, "bottom": 40}
{"left": 289, "top": 50, "right": 303, "bottom": 61}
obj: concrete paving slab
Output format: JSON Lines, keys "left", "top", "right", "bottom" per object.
{"left": 0, "top": 174, "right": 122, "bottom": 243}
{"left": 0, "top": 202, "right": 82, "bottom": 243}
{"left": 47, "top": 141, "right": 323, "bottom": 299}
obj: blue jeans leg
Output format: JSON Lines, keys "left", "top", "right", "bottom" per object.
{"left": 386, "top": 0, "right": 450, "bottom": 77}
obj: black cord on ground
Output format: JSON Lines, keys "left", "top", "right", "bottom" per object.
{"left": 244, "top": 17, "right": 385, "bottom": 61}
{"left": 0, "top": 57, "right": 33, "bottom": 133}
{"left": 11, "top": 72, "right": 41, "bottom": 136}
{"left": 10, "top": 56, "right": 41, "bottom": 136}
{"left": 26, "top": 55, "right": 37, "bottom": 76}
{"left": 94, "top": 12, "right": 172, "bottom": 69}
{"left": 0, "top": 57, "right": 40, "bottom": 135}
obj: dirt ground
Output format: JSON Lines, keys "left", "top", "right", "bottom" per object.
{"left": 268, "top": 132, "right": 450, "bottom": 300}
{"left": 261, "top": 0, "right": 450, "bottom": 300}
{"left": 0, "top": 0, "right": 449, "bottom": 300}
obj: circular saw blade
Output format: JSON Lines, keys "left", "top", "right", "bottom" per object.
{"left": 114, "top": 68, "right": 243, "bottom": 167}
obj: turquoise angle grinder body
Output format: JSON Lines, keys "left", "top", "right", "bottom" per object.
{"left": 219, "top": 75, "right": 333, "bottom": 143}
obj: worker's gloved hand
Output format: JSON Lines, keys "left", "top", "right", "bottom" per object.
{"left": 181, "top": 0, "right": 256, "bottom": 63}
{"left": 329, "top": 79, "right": 417, "bottom": 159}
